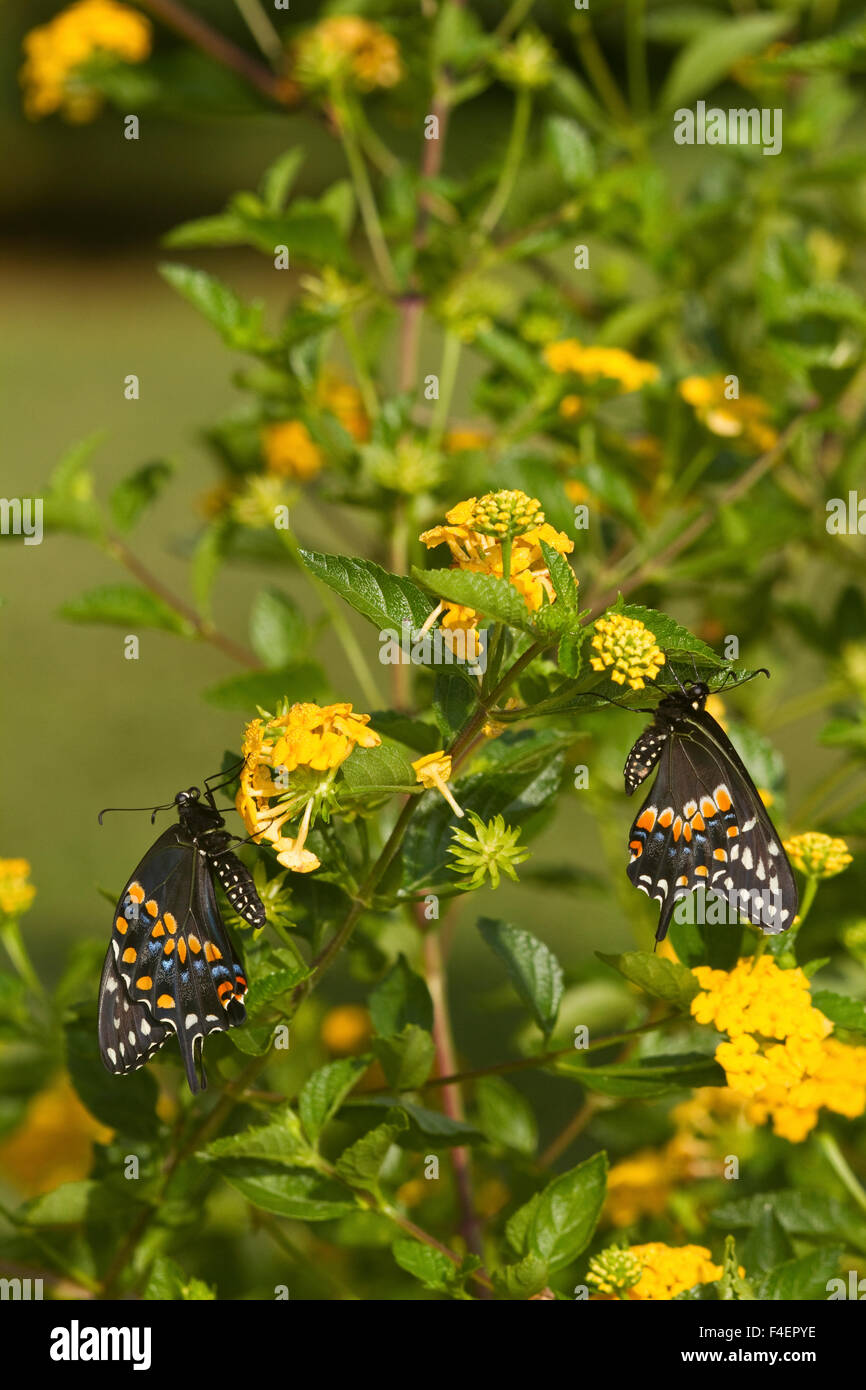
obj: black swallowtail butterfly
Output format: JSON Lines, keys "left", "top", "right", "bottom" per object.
{"left": 97, "top": 778, "right": 265, "bottom": 1093}
{"left": 624, "top": 679, "right": 798, "bottom": 943}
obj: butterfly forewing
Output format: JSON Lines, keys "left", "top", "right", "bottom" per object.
{"left": 98, "top": 813, "right": 253, "bottom": 1093}
{"left": 625, "top": 687, "right": 798, "bottom": 943}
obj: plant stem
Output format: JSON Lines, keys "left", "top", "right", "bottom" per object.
{"left": 232, "top": 0, "right": 285, "bottom": 70}
{"left": 0, "top": 920, "right": 45, "bottom": 998}
{"left": 570, "top": 13, "right": 631, "bottom": 125}
{"left": 334, "top": 92, "right": 400, "bottom": 293}
{"left": 480, "top": 88, "right": 532, "bottom": 236}
{"left": 136, "top": 0, "right": 287, "bottom": 102}
{"left": 429, "top": 332, "right": 462, "bottom": 448}
{"left": 625, "top": 0, "right": 650, "bottom": 114}
{"left": 817, "top": 1131, "right": 866, "bottom": 1217}
{"left": 340, "top": 313, "right": 380, "bottom": 419}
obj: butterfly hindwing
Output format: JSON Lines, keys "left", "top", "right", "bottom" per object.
{"left": 625, "top": 685, "right": 798, "bottom": 942}
{"left": 98, "top": 816, "right": 251, "bottom": 1093}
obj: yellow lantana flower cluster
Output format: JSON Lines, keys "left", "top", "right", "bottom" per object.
{"left": 293, "top": 16, "right": 403, "bottom": 93}
{"left": 419, "top": 492, "right": 574, "bottom": 637}
{"left": 601, "top": 1243, "right": 723, "bottom": 1300}
{"left": 544, "top": 339, "right": 660, "bottom": 393}
{"left": 237, "top": 703, "right": 380, "bottom": 873}
{"left": 261, "top": 420, "right": 323, "bottom": 482}
{"left": 783, "top": 832, "right": 852, "bottom": 880}
{"left": 21, "top": 0, "right": 152, "bottom": 121}
{"left": 678, "top": 375, "right": 778, "bottom": 453}
{"left": 589, "top": 613, "right": 666, "bottom": 690}
{"left": 0, "top": 859, "right": 36, "bottom": 919}
{"left": 691, "top": 955, "right": 866, "bottom": 1142}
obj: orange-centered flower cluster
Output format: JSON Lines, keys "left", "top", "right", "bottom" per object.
{"left": 419, "top": 492, "right": 574, "bottom": 636}
{"left": 293, "top": 16, "right": 403, "bottom": 92}
{"left": 21, "top": 0, "right": 152, "bottom": 121}
{"left": 237, "top": 703, "right": 380, "bottom": 873}
{"left": 691, "top": 955, "right": 866, "bottom": 1142}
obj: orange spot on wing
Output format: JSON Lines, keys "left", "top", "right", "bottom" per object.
{"left": 658, "top": 808, "right": 673, "bottom": 828}
{"left": 204, "top": 942, "right": 223, "bottom": 963}
{"left": 164, "top": 912, "right": 178, "bottom": 935}
{"left": 122, "top": 947, "right": 136, "bottom": 964}
{"left": 715, "top": 786, "right": 732, "bottom": 812}
{"left": 128, "top": 882, "right": 145, "bottom": 904}
{"left": 136, "top": 976, "right": 152, "bottom": 990}
{"left": 700, "top": 797, "right": 716, "bottom": 819}
{"left": 637, "top": 809, "right": 656, "bottom": 831}
{"left": 157, "top": 994, "right": 174, "bottom": 1009}
{"left": 695, "top": 866, "right": 708, "bottom": 878}
{"left": 151, "top": 920, "right": 165, "bottom": 937}
{"left": 691, "top": 814, "right": 705, "bottom": 832}
{"left": 115, "top": 917, "right": 128, "bottom": 935}
{"left": 164, "top": 938, "right": 175, "bottom": 955}
{"left": 727, "top": 826, "right": 739, "bottom": 838}
{"left": 235, "top": 976, "right": 247, "bottom": 992}
{"left": 145, "top": 899, "right": 158, "bottom": 917}
{"left": 677, "top": 875, "right": 688, "bottom": 887}
{"left": 683, "top": 822, "right": 693, "bottom": 843}
{"left": 684, "top": 801, "right": 698, "bottom": 819}
{"left": 177, "top": 938, "right": 187, "bottom": 965}
{"left": 713, "top": 848, "right": 727, "bottom": 861}
{"left": 188, "top": 935, "right": 201, "bottom": 954}
{"left": 672, "top": 817, "right": 683, "bottom": 842}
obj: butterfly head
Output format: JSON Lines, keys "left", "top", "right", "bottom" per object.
{"left": 683, "top": 680, "right": 709, "bottom": 708}
{"left": 175, "top": 787, "right": 202, "bottom": 806}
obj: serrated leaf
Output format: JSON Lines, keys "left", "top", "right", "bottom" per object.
{"left": 710, "top": 1191, "right": 866, "bottom": 1255}
{"left": 159, "top": 263, "right": 272, "bottom": 352}
{"left": 597, "top": 950, "right": 698, "bottom": 1009}
{"left": 300, "top": 549, "right": 434, "bottom": 632}
{"left": 220, "top": 1164, "right": 356, "bottom": 1221}
{"left": 493, "top": 1252, "right": 550, "bottom": 1299}
{"left": 506, "top": 1190, "right": 542, "bottom": 1256}
{"left": 476, "top": 1075, "right": 538, "bottom": 1155}
{"left": 758, "top": 1247, "right": 844, "bottom": 1301}
{"left": 144, "top": 1256, "right": 215, "bottom": 1300}
{"left": 392, "top": 1238, "right": 461, "bottom": 1295}
{"left": 371, "top": 1025, "right": 436, "bottom": 1090}
{"left": 369, "top": 956, "right": 434, "bottom": 1038}
{"left": 334, "top": 1109, "right": 408, "bottom": 1188}
{"left": 478, "top": 917, "right": 564, "bottom": 1037}
{"left": 340, "top": 743, "right": 417, "bottom": 797}
{"left": 205, "top": 1106, "right": 316, "bottom": 1167}
{"left": 615, "top": 601, "right": 726, "bottom": 669}
{"left": 299, "top": 1057, "right": 369, "bottom": 1144}
{"left": 559, "top": 1052, "right": 725, "bottom": 1097}
{"left": 528, "top": 1152, "right": 607, "bottom": 1272}
{"left": 60, "top": 584, "right": 192, "bottom": 635}
{"left": 414, "top": 567, "right": 535, "bottom": 632}
{"left": 244, "top": 964, "right": 310, "bottom": 1020}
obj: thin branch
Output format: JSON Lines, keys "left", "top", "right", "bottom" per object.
{"left": 135, "top": 0, "right": 289, "bottom": 102}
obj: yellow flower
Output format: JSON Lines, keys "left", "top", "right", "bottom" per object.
{"left": 294, "top": 17, "right": 403, "bottom": 93}
{"left": 0, "top": 1077, "right": 112, "bottom": 1195}
{"left": 444, "top": 428, "right": 490, "bottom": 453}
{"left": 21, "top": 0, "right": 152, "bottom": 121}
{"left": 783, "top": 832, "right": 852, "bottom": 879}
{"left": 320, "top": 1004, "right": 371, "bottom": 1055}
{"left": 589, "top": 613, "right": 665, "bottom": 690}
{"left": 0, "top": 859, "right": 36, "bottom": 918}
{"left": 316, "top": 371, "right": 369, "bottom": 443}
{"left": 412, "top": 752, "right": 464, "bottom": 818}
{"left": 261, "top": 420, "right": 323, "bottom": 482}
{"left": 605, "top": 1149, "right": 677, "bottom": 1227}
{"left": 559, "top": 393, "right": 583, "bottom": 420}
{"left": 237, "top": 703, "right": 380, "bottom": 873}
{"left": 544, "top": 339, "right": 660, "bottom": 393}
{"left": 678, "top": 375, "right": 778, "bottom": 452}
{"left": 625, "top": 1243, "right": 723, "bottom": 1300}
{"left": 419, "top": 493, "right": 575, "bottom": 635}
{"left": 691, "top": 956, "right": 866, "bottom": 1141}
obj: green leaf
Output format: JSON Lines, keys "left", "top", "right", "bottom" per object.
{"left": 392, "top": 1239, "right": 460, "bottom": 1295}
{"left": 163, "top": 212, "right": 248, "bottom": 249}
{"left": 493, "top": 1252, "right": 550, "bottom": 1299}
{"left": 477, "top": 917, "right": 564, "bottom": 1037}
{"left": 371, "top": 1025, "right": 436, "bottom": 1090}
{"left": 711, "top": 1191, "right": 866, "bottom": 1255}
{"left": 414, "top": 567, "right": 534, "bottom": 633}
{"left": 159, "top": 263, "right": 272, "bottom": 352}
{"left": 205, "top": 1106, "right": 317, "bottom": 1167}
{"left": 59, "top": 584, "right": 192, "bottom": 635}
{"left": 668, "top": 915, "right": 744, "bottom": 970}
{"left": 506, "top": 1191, "right": 542, "bottom": 1256}
{"left": 144, "top": 1256, "right": 216, "bottom": 1300}
{"left": 259, "top": 148, "right": 305, "bottom": 212}
{"left": 299, "top": 1058, "right": 369, "bottom": 1144}
{"left": 476, "top": 1075, "right": 538, "bottom": 1156}
{"left": 340, "top": 743, "right": 417, "bottom": 798}
{"left": 369, "top": 712, "right": 441, "bottom": 755}
{"left": 740, "top": 1206, "right": 795, "bottom": 1276}
{"left": 557, "top": 631, "right": 584, "bottom": 679}
{"left": 433, "top": 669, "right": 476, "bottom": 742}
{"left": 249, "top": 588, "right": 307, "bottom": 668}
{"left": 109, "top": 460, "right": 173, "bottom": 533}
{"left": 369, "top": 955, "right": 434, "bottom": 1038}
{"left": 615, "top": 601, "right": 726, "bottom": 669}
{"left": 334, "top": 1109, "right": 409, "bottom": 1188}
{"left": 202, "top": 661, "right": 325, "bottom": 711}
{"left": 716, "top": 1235, "right": 756, "bottom": 1300}
{"left": 544, "top": 114, "right": 595, "bottom": 188}
{"left": 220, "top": 1163, "right": 356, "bottom": 1221}
{"left": 244, "top": 963, "right": 310, "bottom": 1020}
{"left": 758, "top": 1247, "right": 843, "bottom": 1301}
{"left": 528, "top": 1152, "right": 608, "bottom": 1272}
{"left": 660, "top": 12, "right": 792, "bottom": 109}
{"left": 23, "top": 1179, "right": 135, "bottom": 1227}
{"left": 394, "top": 1102, "right": 482, "bottom": 1148}
{"left": 596, "top": 950, "right": 698, "bottom": 1010}
{"left": 300, "top": 549, "right": 434, "bottom": 632}
{"left": 812, "top": 991, "right": 866, "bottom": 1035}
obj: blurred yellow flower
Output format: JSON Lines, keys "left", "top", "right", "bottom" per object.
{"left": 691, "top": 955, "right": 866, "bottom": 1141}
{"left": 294, "top": 16, "right": 403, "bottom": 93}
{"left": 0, "top": 860, "right": 36, "bottom": 919}
{"left": 678, "top": 375, "right": 778, "bottom": 452}
{"left": 316, "top": 372, "right": 370, "bottom": 443}
{"left": 262, "top": 420, "right": 323, "bottom": 482}
{"left": 237, "top": 704, "right": 380, "bottom": 873}
{"left": 544, "top": 339, "right": 660, "bottom": 393}
{"left": 444, "top": 428, "right": 490, "bottom": 453}
{"left": 320, "top": 1004, "right": 372, "bottom": 1055}
{"left": 21, "top": 0, "right": 151, "bottom": 121}
{"left": 0, "top": 1077, "right": 112, "bottom": 1196}
{"left": 623, "top": 1243, "right": 723, "bottom": 1300}
{"left": 589, "top": 613, "right": 665, "bottom": 690}
{"left": 559, "top": 394, "right": 583, "bottom": 420}
{"left": 784, "top": 832, "right": 852, "bottom": 880}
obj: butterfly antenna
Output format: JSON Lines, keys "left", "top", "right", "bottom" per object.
{"left": 97, "top": 801, "right": 175, "bottom": 826}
